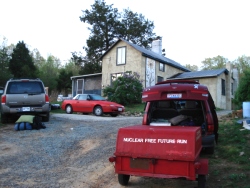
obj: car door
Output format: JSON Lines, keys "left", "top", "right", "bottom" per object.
{"left": 74, "top": 94, "right": 94, "bottom": 113}
{"left": 74, "top": 94, "right": 87, "bottom": 112}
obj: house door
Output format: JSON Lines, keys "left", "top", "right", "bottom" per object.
{"left": 77, "top": 79, "right": 84, "bottom": 94}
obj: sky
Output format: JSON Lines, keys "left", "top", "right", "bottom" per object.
{"left": 1, "top": 0, "right": 250, "bottom": 68}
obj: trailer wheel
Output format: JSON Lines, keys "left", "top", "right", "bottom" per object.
{"left": 118, "top": 174, "right": 130, "bottom": 186}
{"left": 198, "top": 175, "right": 206, "bottom": 188}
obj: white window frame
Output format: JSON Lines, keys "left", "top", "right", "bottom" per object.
{"left": 117, "top": 46, "right": 126, "bottom": 65}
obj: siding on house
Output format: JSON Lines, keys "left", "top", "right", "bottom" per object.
{"left": 101, "top": 39, "right": 189, "bottom": 88}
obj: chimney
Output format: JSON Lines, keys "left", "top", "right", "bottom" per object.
{"left": 151, "top": 38, "right": 162, "bottom": 55}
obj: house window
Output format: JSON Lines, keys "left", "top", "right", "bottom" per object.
{"left": 159, "top": 63, "right": 165, "bottom": 72}
{"left": 111, "top": 72, "right": 132, "bottom": 85}
{"left": 111, "top": 73, "right": 122, "bottom": 84}
{"left": 117, "top": 46, "right": 126, "bottom": 65}
{"left": 157, "top": 76, "right": 164, "bottom": 83}
{"left": 221, "top": 79, "right": 225, "bottom": 96}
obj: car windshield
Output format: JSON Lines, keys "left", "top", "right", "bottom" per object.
{"left": 90, "top": 94, "right": 106, "bottom": 100}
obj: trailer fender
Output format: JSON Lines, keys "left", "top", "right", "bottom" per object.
{"left": 195, "top": 158, "right": 208, "bottom": 175}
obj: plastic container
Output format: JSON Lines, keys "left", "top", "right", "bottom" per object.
{"left": 243, "top": 102, "right": 250, "bottom": 118}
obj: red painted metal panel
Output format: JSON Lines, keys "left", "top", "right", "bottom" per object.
{"left": 115, "top": 125, "right": 202, "bottom": 161}
{"left": 115, "top": 156, "right": 199, "bottom": 180}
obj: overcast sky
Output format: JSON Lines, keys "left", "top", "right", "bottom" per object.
{"left": 1, "top": 0, "right": 250, "bottom": 68}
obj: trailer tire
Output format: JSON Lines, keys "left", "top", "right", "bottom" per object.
{"left": 198, "top": 175, "right": 206, "bottom": 188}
{"left": 118, "top": 174, "right": 130, "bottom": 186}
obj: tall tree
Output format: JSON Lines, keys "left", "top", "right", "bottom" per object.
{"left": 38, "top": 55, "right": 60, "bottom": 94}
{"left": 56, "top": 68, "right": 73, "bottom": 95}
{"left": 30, "top": 48, "right": 46, "bottom": 69}
{"left": 232, "top": 55, "right": 250, "bottom": 77}
{"left": 0, "top": 37, "right": 12, "bottom": 86}
{"left": 201, "top": 55, "right": 228, "bottom": 70}
{"left": 79, "top": 0, "right": 157, "bottom": 74}
{"left": 118, "top": 8, "right": 156, "bottom": 49}
{"left": 9, "top": 41, "right": 37, "bottom": 78}
{"left": 80, "top": 0, "right": 121, "bottom": 61}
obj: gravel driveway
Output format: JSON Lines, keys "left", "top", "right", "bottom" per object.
{"left": 0, "top": 113, "right": 222, "bottom": 188}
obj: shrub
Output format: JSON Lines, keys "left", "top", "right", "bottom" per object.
{"left": 103, "top": 71, "right": 143, "bottom": 105}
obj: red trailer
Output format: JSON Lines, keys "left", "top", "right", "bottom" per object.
{"left": 109, "top": 80, "right": 215, "bottom": 188}
{"left": 109, "top": 125, "right": 208, "bottom": 187}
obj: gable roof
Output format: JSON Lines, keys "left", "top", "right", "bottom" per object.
{"left": 100, "top": 38, "right": 190, "bottom": 72}
{"left": 167, "top": 68, "right": 229, "bottom": 80}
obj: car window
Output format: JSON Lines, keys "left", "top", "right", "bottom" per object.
{"left": 78, "top": 95, "right": 87, "bottom": 100}
{"left": 0, "top": 88, "right": 4, "bottom": 95}
{"left": 7, "top": 82, "right": 44, "bottom": 94}
{"left": 90, "top": 94, "right": 105, "bottom": 100}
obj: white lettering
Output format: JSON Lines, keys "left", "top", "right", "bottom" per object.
{"left": 123, "top": 138, "right": 143, "bottom": 143}
{"left": 177, "top": 139, "right": 187, "bottom": 144}
{"left": 157, "top": 139, "right": 175, "bottom": 143}
{"left": 144, "top": 138, "right": 157, "bottom": 143}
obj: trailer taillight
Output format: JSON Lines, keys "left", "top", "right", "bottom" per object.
{"left": 109, "top": 156, "right": 116, "bottom": 162}
{"left": 45, "top": 94, "right": 50, "bottom": 103}
{"left": 207, "top": 124, "right": 214, "bottom": 132}
{"left": 1, "top": 95, "right": 6, "bottom": 103}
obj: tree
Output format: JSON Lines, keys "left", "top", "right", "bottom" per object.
{"left": 56, "top": 68, "right": 73, "bottom": 95}
{"left": 80, "top": 0, "right": 121, "bottom": 61}
{"left": 38, "top": 55, "right": 60, "bottom": 94}
{"left": 103, "top": 71, "right": 143, "bottom": 105}
{"left": 70, "top": 51, "right": 101, "bottom": 75}
{"left": 185, "top": 64, "right": 198, "bottom": 71}
{"left": 118, "top": 8, "right": 156, "bottom": 49}
{"left": 233, "top": 69, "right": 250, "bottom": 108}
{"left": 0, "top": 37, "right": 12, "bottom": 86}
{"left": 201, "top": 55, "right": 228, "bottom": 70}
{"left": 9, "top": 41, "right": 37, "bottom": 78}
{"left": 232, "top": 55, "right": 250, "bottom": 77}
{"left": 30, "top": 48, "right": 46, "bottom": 69}
{"left": 79, "top": 0, "right": 157, "bottom": 74}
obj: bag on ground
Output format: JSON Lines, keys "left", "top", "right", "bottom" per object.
{"left": 14, "top": 122, "right": 33, "bottom": 131}
{"left": 14, "top": 115, "right": 46, "bottom": 131}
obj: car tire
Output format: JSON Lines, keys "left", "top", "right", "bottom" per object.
{"left": 1, "top": 113, "right": 8, "bottom": 123}
{"left": 66, "top": 105, "right": 73, "bottom": 114}
{"left": 206, "top": 146, "right": 214, "bottom": 154}
{"left": 118, "top": 174, "right": 130, "bottom": 186}
{"left": 94, "top": 106, "right": 103, "bottom": 116}
{"left": 197, "top": 175, "right": 206, "bottom": 188}
{"left": 110, "top": 113, "right": 118, "bottom": 117}
{"left": 42, "top": 112, "right": 50, "bottom": 122}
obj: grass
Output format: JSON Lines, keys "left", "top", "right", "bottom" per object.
{"left": 124, "top": 103, "right": 145, "bottom": 114}
{"left": 205, "top": 118, "right": 250, "bottom": 187}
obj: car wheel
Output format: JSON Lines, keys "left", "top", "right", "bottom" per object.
{"left": 110, "top": 113, "right": 118, "bottom": 117}
{"left": 42, "top": 112, "right": 50, "bottom": 122}
{"left": 118, "top": 174, "right": 130, "bottom": 186}
{"left": 206, "top": 146, "right": 214, "bottom": 154}
{"left": 94, "top": 106, "right": 103, "bottom": 116}
{"left": 197, "top": 175, "right": 206, "bottom": 188}
{"left": 1, "top": 113, "right": 8, "bottom": 123}
{"left": 66, "top": 105, "right": 73, "bottom": 114}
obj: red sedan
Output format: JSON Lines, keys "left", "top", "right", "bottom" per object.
{"left": 61, "top": 94, "right": 125, "bottom": 117}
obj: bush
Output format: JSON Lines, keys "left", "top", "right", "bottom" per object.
{"left": 103, "top": 71, "right": 143, "bottom": 105}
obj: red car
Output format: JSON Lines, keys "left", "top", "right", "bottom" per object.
{"left": 61, "top": 94, "right": 125, "bottom": 117}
